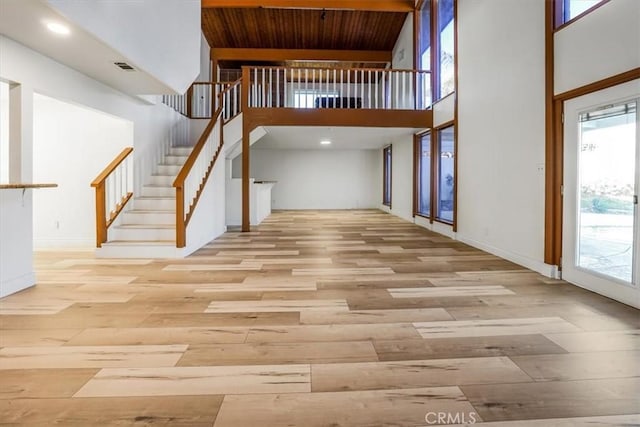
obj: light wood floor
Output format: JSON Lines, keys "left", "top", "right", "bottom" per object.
{"left": 1, "top": 210, "right": 639, "bottom": 426}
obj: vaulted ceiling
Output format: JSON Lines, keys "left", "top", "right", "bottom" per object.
{"left": 201, "top": 1, "right": 412, "bottom": 69}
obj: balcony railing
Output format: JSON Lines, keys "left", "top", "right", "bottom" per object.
{"left": 246, "top": 66, "right": 431, "bottom": 111}
{"left": 162, "top": 81, "right": 242, "bottom": 121}
{"left": 162, "top": 67, "right": 431, "bottom": 120}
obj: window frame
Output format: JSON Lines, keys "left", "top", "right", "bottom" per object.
{"left": 415, "top": 0, "right": 433, "bottom": 109}
{"left": 434, "top": 122, "right": 456, "bottom": 225}
{"left": 414, "top": 130, "right": 433, "bottom": 219}
{"left": 383, "top": 145, "right": 392, "bottom": 207}
{"left": 415, "top": 0, "right": 457, "bottom": 104}
{"left": 554, "top": 0, "right": 610, "bottom": 31}
{"left": 435, "top": 0, "right": 456, "bottom": 100}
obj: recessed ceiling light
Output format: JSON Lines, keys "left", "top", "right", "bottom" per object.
{"left": 320, "top": 140, "right": 331, "bottom": 145}
{"left": 46, "top": 22, "right": 70, "bottom": 35}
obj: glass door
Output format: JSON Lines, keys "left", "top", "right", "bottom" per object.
{"left": 563, "top": 81, "right": 640, "bottom": 308}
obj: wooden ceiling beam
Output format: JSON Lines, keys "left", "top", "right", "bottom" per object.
{"left": 202, "top": 0, "right": 414, "bottom": 12}
{"left": 211, "top": 48, "right": 392, "bottom": 63}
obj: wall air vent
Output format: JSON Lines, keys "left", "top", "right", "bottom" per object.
{"left": 114, "top": 62, "right": 136, "bottom": 71}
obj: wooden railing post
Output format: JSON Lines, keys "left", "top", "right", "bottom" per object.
{"left": 176, "top": 185, "right": 185, "bottom": 248}
{"left": 241, "top": 67, "right": 251, "bottom": 232}
{"left": 95, "top": 183, "right": 106, "bottom": 247}
{"left": 186, "top": 85, "right": 194, "bottom": 118}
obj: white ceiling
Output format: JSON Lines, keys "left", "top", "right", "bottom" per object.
{"left": 255, "top": 126, "right": 421, "bottom": 150}
{"left": 0, "top": 0, "right": 172, "bottom": 96}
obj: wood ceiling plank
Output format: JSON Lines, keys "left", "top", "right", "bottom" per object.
{"left": 202, "top": 0, "right": 414, "bottom": 12}
{"left": 201, "top": 9, "right": 407, "bottom": 51}
{"left": 211, "top": 48, "right": 391, "bottom": 63}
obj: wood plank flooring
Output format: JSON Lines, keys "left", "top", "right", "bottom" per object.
{"left": 0, "top": 210, "right": 638, "bottom": 426}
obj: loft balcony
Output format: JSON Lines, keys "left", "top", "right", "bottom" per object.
{"left": 165, "top": 66, "right": 432, "bottom": 129}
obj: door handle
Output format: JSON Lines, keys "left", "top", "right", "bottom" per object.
{"left": 634, "top": 195, "right": 638, "bottom": 205}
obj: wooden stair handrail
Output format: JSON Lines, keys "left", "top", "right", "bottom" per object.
{"left": 91, "top": 147, "right": 133, "bottom": 187}
{"left": 173, "top": 79, "right": 242, "bottom": 248}
{"left": 91, "top": 147, "right": 134, "bottom": 248}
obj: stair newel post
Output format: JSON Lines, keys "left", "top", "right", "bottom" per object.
{"left": 94, "top": 183, "right": 106, "bottom": 248}
{"left": 176, "top": 184, "right": 186, "bottom": 248}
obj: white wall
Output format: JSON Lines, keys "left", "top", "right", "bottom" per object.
{"left": 393, "top": 14, "right": 414, "bottom": 70}
{"left": 433, "top": 93, "right": 455, "bottom": 127}
{"left": 0, "top": 36, "right": 194, "bottom": 294}
{"left": 189, "top": 119, "right": 209, "bottom": 146}
{"left": 381, "top": 136, "right": 414, "bottom": 222}
{"left": 456, "top": 0, "right": 548, "bottom": 275}
{"left": 555, "top": 0, "right": 640, "bottom": 95}
{"left": 0, "top": 190, "right": 34, "bottom": 297}
{"left": 32, "top": 93, "right": 133, "bottom": 248}
{"left": 185, "top": 149, "right": 226, "bottom": 255}
{"left": 250, "top": 149, "right": 380, "bottom": 210}
{"left": 1, "top": 36, "right": 190, "bottom": 192}
{"left": 47, "top": 0, "right": 201, "bottom": 94}
{"left": 196, "top": 32, "right": 211, "bottom": 83}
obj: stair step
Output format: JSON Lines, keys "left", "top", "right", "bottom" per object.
{"left": 121, "top": 210, "right": 176, "bottom": 225}
{"left": 140, "top": 185, "right": 174, "bottom": 198}
{"left": 104, "top": 240, "right": 175, "bottom": 245}
{"left": 134, "top": 197, "right": 174, "bottom": 210}
{"left": 126, "top": 208, "right": 175, "bottom": 213}
{"left": 162, "top": 155, "right": 189, "bottom": 165}
{"left": 110, "top": 224, "right": 175, "bottom": 241}
{"left": 168, "top": 146, "right": 192, "bottom": 156}
{"left": 156, "top": 164, "right": 182, "bottom": 175}
{"left": 147, "top": 174, "right": 175, "bottom": 186}
{"left": 96, "top": 240, "right": 181, "bottom": 259}
{"left": 117, "top": 224, "right": 174, "bottom": 229}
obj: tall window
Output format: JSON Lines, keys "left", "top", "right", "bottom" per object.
{"left": 557, "top": 0, "right": 606, "bottom": 26}
{"left": 418, "top": 0, "right": 455, "bottom": 103}
{"left": 437, "top": 0, "right": 455, "bottom": 99}
{"left": 436, "top": 126, "right": 455, "bottom": 223}
{"left": 383, "top": 146, "right": 392, "bottom": 207}
{"left": 416, "top": 133, "right": 431, "bottom": 216}
{"left": 418, "top": 0, "right": 432, "bottom": 107}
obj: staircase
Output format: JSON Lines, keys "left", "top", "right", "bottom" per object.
{"left": 92, "top": 79, "right": 242, "bottom": 259}
{"left": 96, "top": 146, "right": 191, "bottom": 258}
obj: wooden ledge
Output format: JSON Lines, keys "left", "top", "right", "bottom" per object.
{"left": 245, "top": 107, "right": 432, "bottom": 129}
{"left": 0, "top": 183, "right": 58, "bottom": 190}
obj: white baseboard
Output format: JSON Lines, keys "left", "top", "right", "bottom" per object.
{"left": 1, "top": 272, "right": 35, "bottom": 298}
{"left": 388, "top": 210, "right": 556, "bottom": 278}
{"left": 413, "top": 216, "right": 456, "bottom": 239}
{"left": 34, "top": 239, "right": 94, "bottom": 249}
{"left": 457, "top": 235, "right": 556, "bottom": 278}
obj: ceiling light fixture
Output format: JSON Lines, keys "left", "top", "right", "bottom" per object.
{"left": 46, "top": 22, "right": 70, "bottom": 35}
{"left": 320, "top": 140, "right": 332, "bottom": 145}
